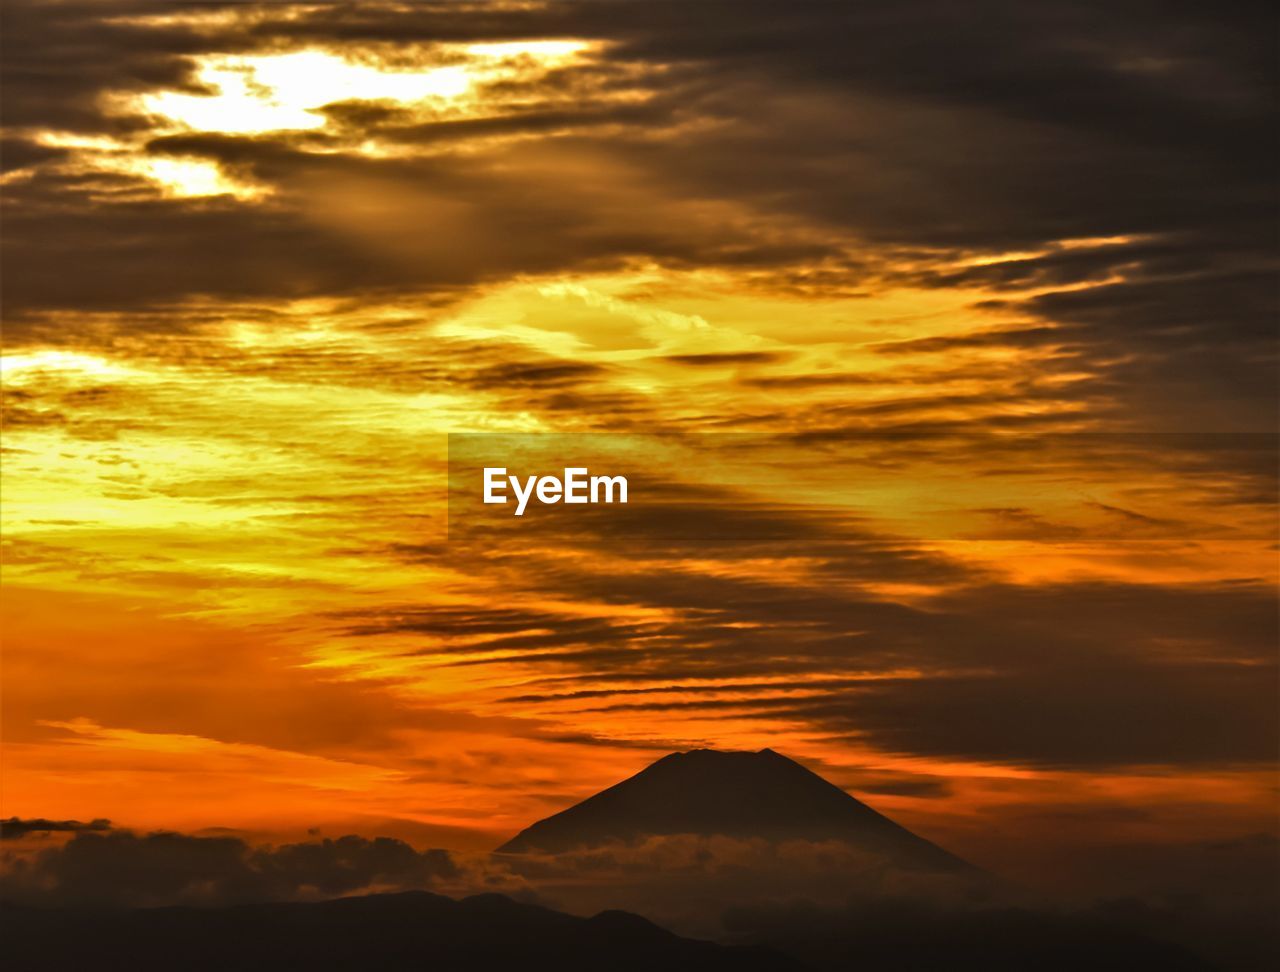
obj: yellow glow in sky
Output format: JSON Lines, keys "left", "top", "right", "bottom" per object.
{"left": 139, "top": 156, "right": 263, "bottom": 198}
{"left": 140, "top": 52, "right": 472, "bottom": 133}
{"left": 1, "top": 349, "right": 128, "bottom": 378}
{"left": 33, "top": 131, "right": 264, "bottom": 199}
{"left": 60, "top": 40, "right": 598, "bottom": 196}
{"left": 133, "top": 42, "right": 595, "bottom": 136}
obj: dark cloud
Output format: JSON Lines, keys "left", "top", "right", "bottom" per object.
{"left": 773, "top": 658, "right": 1279, "bottom": 768}
{"left": 362, "top": 520, "right": 1279, "bottom": 767}
{"left": 847, "top": 777, "right": 953, "bottom": 800}
{"left": 3, "top": 1, "right": 1270, "bottom": 378}
{"left": 3, "top": 0, "right": 1271, "bottom": 433}
{"left": 0, "top": 135, "right": 67, "bottom": 173}
{"left": 1, "top": 0, "right": 208, "bottom": 132}
{"left": 274, "top": 424, "right": 1280, "bottom": 771}
{"left": 464, "top": 360, "right": 609, "bottom": 388}
{"left": 1, "top": 817, "right": 112, "bottom": 840}
{"left": 665, "top": 352, "right": 787, "bottom": 366}
{"left": 0, "top": 828, "right": 458, "bottom": 907}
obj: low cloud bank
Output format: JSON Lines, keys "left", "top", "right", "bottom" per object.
{"left": 2, "top": 822, "right": 1273, "bottom": 969}
{"left": 1, "top": 824, "right": 457, "bottom": 908}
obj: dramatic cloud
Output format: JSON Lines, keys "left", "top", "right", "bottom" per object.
{"left": 1, "top": 0, "right": 1273, "bottom": 918}
{"left": 5, "top": 0, "right": 1273, "bottom": 432}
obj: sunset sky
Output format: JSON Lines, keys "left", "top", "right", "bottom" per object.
{"left": 2, "top": 0, "right": 1275, "bottom": 896}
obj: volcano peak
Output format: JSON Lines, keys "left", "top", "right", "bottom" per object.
{"left": 497, "top": 748, "right": 970, "bottom": 873}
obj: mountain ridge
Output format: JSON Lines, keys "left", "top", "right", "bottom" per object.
{"left": 1, "top": 889, "right": 803, "bottom": 972}
{"left": 496, "top": 747, "right": 972, "bottom": 873}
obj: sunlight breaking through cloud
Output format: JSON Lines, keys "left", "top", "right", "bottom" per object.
{"left": 128, "top": 43, "right": 596, "bottom": 136}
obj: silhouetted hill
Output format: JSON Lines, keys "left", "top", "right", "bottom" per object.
{"left": 0, "top": 890, "right": 803, "bottom": 972}
{"left": 497, "top": 748, "right": 970, "bottom": 872}
{"left": 724, "top": 897, "right": 1218, "bottom": 972}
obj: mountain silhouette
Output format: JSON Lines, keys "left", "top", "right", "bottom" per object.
{"left": 2, "top": 890, "right": 802, "bottom": 972}
{"left": 497, "top": 748, "right": 970, "bottom": 872}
